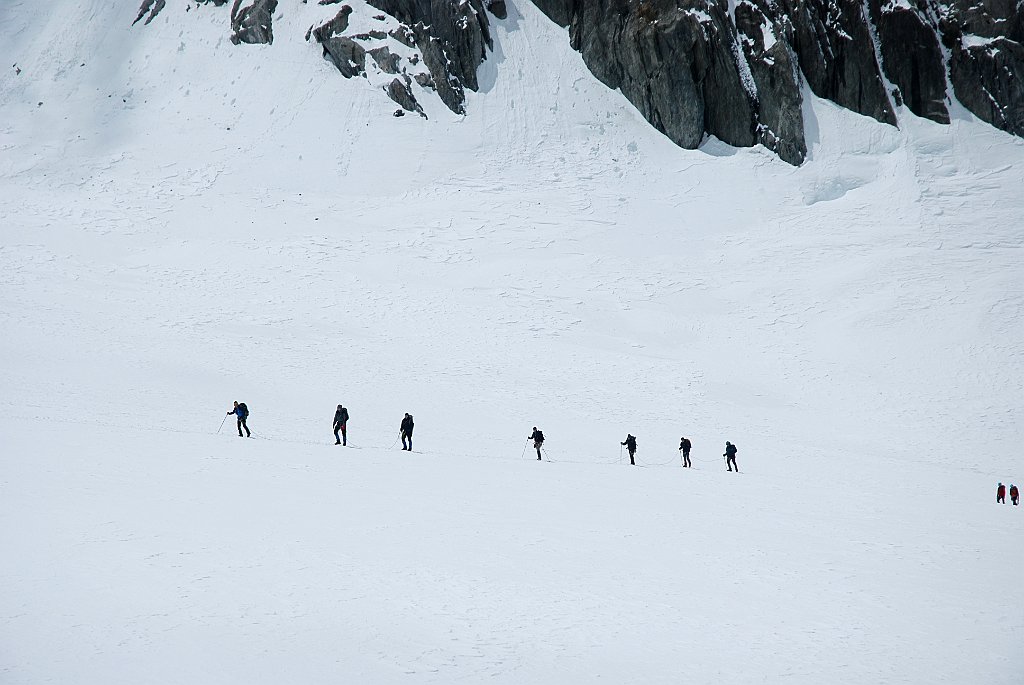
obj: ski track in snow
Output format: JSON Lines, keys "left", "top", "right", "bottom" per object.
{"left": 1, "top": 0, "right": 1023, "bottom": 683}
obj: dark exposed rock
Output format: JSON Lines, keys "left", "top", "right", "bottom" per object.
{"left": 353, "top": 30, "right": 390, "bottom": 40}
{"left": 871, "top": 3, "right": 949, "bottom": 123}
{"left": 734, "top": 0, "right": 807, "bottom": 164}
{"left": 133, "top": 0, "right": 166, "bottom": 26}
{"left": 414, "top": 72, "right": 435, "bottom": 89}
{"left": 558, "top": 1, "right": 768, "bottom": 153}
{"left": 532, "top": 0, "right": 571, "bottom": 27}
{"left": 778, "top": 0, "right": 896, "bottom": 125}
{"left": 319, "top": 0, "right": 342, "bottom": 4}
{"left": 230, "top": 0, "right": 278, "bottom": 45}
{"left": 368, "top": 0, "right": 492, "bottom": 111}
{"left": 487, "top": 1, "right": 508, "bottom": 20}
{"left": 950, "top": 38, "right": 1024, "bottom": 135}
{"left": 323, "top": 36, "right": 366, "bottom": 77}
{"left": 531, "top": 0, "right": 1024, "bottom": 164}
{"left": 942, "top": 0, "right": 1024, "bottom": 136}
{"left": 389, "top": 25, "right": 417, "bottom": 47}
{"left": 415, "top": 27, "right": 468, "bottom": 113}
{"left": 313, "top": 5, "right": 352, "bottom": 43}
{"left": 313, "top": 6, "right": 365, "bottom": 76}
{"left": 369, "top": 46, "right": 402, "bottom": 73}
{"left": 386, "top": 76, "right": 427, "bottom": 117}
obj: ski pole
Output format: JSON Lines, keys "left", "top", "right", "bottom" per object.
{"left": 217, "top": 413, "right": 228, "bottom": 434}
{"left": 521, "top": 439, "right": 529, "bottom": 459}
{"left": 389, "top": 434, "right": 400, "bottom": 449}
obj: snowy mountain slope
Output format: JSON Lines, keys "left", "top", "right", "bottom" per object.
{"left": 1, "top": 0, "right": 1023, "bottom": 683}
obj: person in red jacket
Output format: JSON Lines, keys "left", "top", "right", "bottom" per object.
{"left": 997, "top": 483, "right": 1006, "bottom": 504}
{"left": 1010, "top": 484, "right": 1019, "bottom": 506}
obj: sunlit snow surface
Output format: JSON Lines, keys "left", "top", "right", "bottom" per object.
{"left": 1, "top": 1, "right": 1022, "bottom": 683}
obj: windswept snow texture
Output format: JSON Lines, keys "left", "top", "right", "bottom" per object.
{"left": 2, "top": 1, "right": 1024, "bottom": 683}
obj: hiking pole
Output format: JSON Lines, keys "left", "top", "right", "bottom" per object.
{"left": 389, "top": 434, "right": 400, "bottom": 449}
{"left": 217, "top": 413, "right": 228, "bottom": 434}
{"left": 619, "top": 444, "right": 623, "bottom": 464}
{"left": 520, "top": 439, "right": 529, "bottom": 459}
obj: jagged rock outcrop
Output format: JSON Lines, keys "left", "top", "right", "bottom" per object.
{"left": 780, "top": 0, "right": 896, "bottom": 125}
{"left": 230, "top": 0, "right": 278, "bottom": 45}
{"left": 734, "top": 0, "right": 807, "bottom": 164}
{"left": 870, "top": 2, "right": 949, "bottom": 123}
{"left": 532, "top": 0, "right": 1024, "bottom": 163}
{"left": 133, "top": 0, "right": 166, "bottom": 25}
{"left": 386, "top": 76, "right": 427, "bottom": 117}
{"left": 942, "top": 0, "right": 1024, "bottom": 136}
{"left": 369, "top": 46, "right": 402, "bottom": 74}
{"left": 366, "top": 0, "right": 492, "bottom": 113}
{"left": 145, "top": 0, "right": 474, "bottom": 117}
{"left": 538, "top": 0, "right": 805, "bottom": 164}
{"left": 306, "top": 0, "right": 492, "bottom": 114}
{"left": 313, "top": 7, "right": 366, "bottom": 76}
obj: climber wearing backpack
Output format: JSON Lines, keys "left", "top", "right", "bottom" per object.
{"left": 228, "top": 400, "right": 250, "bottom": 438}
{"left": 333, "top": 404, "right": 349, "bottom": 446}
{"left": 400, "top": 413, "right": 414, "bottom": 451}
{"left": 679, "top": 437, "right": 692, "bottom": 468}
{"left": 997, "top": 483, "right": 1006, "bottom": 504}
{"left": 529, "top": 427, "right": 545, "bottom": 460}
{"left": 621, "top": 434, "right": 637, "bottom": 465}
{"left": 1010, "top": 484, "right": 1019, "bottom": 506}
{"left": 724, "top": 441, "right": 738, "bottom": 472}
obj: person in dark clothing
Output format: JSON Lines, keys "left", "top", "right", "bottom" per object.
{"left": 997, "top": 482, "right": 1006, "bottom": 504}
{"left": 529, "top": 427, "right": 545, "bottom": 460}
{"left": 400, "top": 413, "right": 414, "bottom": 451}
{"left": 333, "top": 404, "right": 349, "bottom": 446}
{"left": 228, "top": 401, "right": 250, "bottom": 437}
{"left": 679, "top": 437, "right": 692, "bottom": 468}
{"left": 621, "top": 434, "right": 637, "bottom": 465}
{"left": 724, "top": 441, "right": 738, "bottom": 472}
{"left": 1010, "top": 484, "right": 1020, "bottom": 506}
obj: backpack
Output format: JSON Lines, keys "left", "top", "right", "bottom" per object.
{"left": 238, "top": 402, "right": 249, "bottom": 418}
{"left": 536, "top": 430, "right": 544, "bottom": 442}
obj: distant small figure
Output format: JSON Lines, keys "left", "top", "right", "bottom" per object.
{"left": 333, "top": 404, "right": 349, "bottom": 446}
{"left": 996, "top": 482, "right": 1005, "bottom": 504}
{"left": 400, "top": 413, "right": 414, "bottom": 451}
{"left": 621, "top": 434, "right": 637, "bottom": 466}
{"left": 724, "top": 441, "right": 738, "bottom": 472}
{"left": 529, "top": 427, "right": 545, "bottom": 460}
{"left": 1010, "top": 484, "right": 1020, "bottom": 506}
{"left": 228, "top": 401, "right": 250, "bottom": 438}
{"left": 679, "top": 437, "right": 692, "bottom": 468}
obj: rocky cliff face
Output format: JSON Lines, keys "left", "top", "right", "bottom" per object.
{"left": 134, "top": 0, "right": 1022, "bottom": 164}
{"left": 532, "top": 0, "right": 1024, "bottom": 164}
